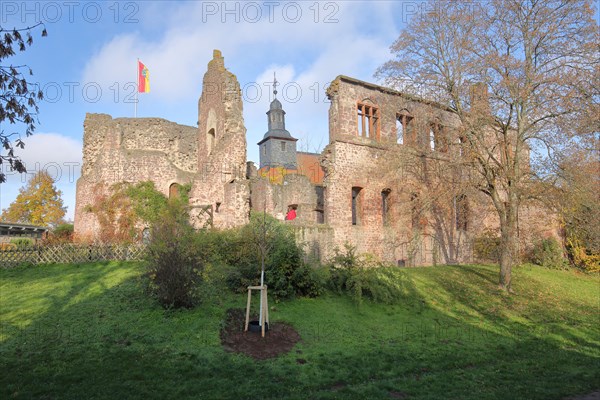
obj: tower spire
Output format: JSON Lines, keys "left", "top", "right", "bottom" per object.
{"left": 257, "top": 70, "right": 298, "bottom": 170}
{"left": 273, "top": 71, "right": 278, "bottom": 98}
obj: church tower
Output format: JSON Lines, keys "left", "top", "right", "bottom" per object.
{"left": 258, "top": 73, "right": 298, "bottom": 169}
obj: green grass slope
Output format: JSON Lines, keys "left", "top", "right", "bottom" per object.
{"left": 1, "top": 262, "right": 598, "bottom": 399}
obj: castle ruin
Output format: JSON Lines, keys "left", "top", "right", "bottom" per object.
{"left": 75, "top": 50, "right": 558, "bottom": 265}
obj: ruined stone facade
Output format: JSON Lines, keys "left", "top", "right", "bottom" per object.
{"left": 74, "top": 114, "right": 198, "bottom": 237}
{"left": 75, "top": 51, "right": 559, "bottom": 265}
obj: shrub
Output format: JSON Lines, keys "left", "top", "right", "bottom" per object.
{"left": 566, "top": 237, "right": 600, "bottom": 273}
{"left": 222, "top": 212, "right": 324, "bottom": 300}
{"left": 10, "top": 238, "right": 34, "bottom": 249}
{"left": 145, "top": 204, "right": 203, "bottom": 309}
{"left": 529, "top": 237, "right": 568, "bottom": 270}
{"left": 328, "top": 243, "right": 359, "bottom": 294}
{"left": 53, "top": 223, "right": 74, "bottom": 238}
{"left": 327, "top": 244, "right": 413, "bottom": 305}
{"left": 44, "top": 223, "right": 74, "bottom": 244}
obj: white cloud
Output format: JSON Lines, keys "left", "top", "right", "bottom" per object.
{"left": 0, "top": 133, "right": 82, "bottom": 221}
{"left": 77, "top": 1, "right": 403, "bottom": 174}
{"left": 80, "top": 1, "right": 399, "bottom": 104}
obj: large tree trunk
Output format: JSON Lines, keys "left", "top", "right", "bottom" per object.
{"left": 498, "top": 205, "right": 519, "bottom": 292}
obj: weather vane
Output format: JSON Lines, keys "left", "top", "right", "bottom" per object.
{"left": 273, "top": 71, "right": 278, "bottom": 98}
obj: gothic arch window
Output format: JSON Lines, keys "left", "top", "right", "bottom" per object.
{"left": 396, "top": 110, "right": 414, "bottom": 144}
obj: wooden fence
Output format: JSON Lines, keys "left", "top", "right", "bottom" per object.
{"left": 0, "top": 243, "right": 146, "bottom": 267}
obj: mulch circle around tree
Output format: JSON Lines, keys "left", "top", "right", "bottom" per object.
{"left": 220, "top": 308, "right": 301, "bottom": 360}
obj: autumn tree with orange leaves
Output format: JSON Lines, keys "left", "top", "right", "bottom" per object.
{"left": 1, "top": 171, "right": 66, "bottom": 227}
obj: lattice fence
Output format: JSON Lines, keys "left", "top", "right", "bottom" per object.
{"left": 0, "top": 243, "right": 147, "bottom": 267}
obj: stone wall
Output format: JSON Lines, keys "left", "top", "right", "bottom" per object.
{"left": 74, "top": 114, "right": 198, "bottom": 239}
{"left": 74, "top": 54, "right": 559, "bottom": 266}
{"left": 191, "top": 50, "right": 249, "bottom": 229}
{"left": 324, "top": 76, "right": 477, "bottom": 265}
{"left": 250, "top": 173, "right": 322, "bottom": 225}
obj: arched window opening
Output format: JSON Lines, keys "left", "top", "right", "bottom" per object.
{"left": 396, "top": 111, "right": 414, "bottom": 144}
{"left": 207, "top": 128, "right": 216, "bottom": 155}
{"left": 169, "top": 183, "right": 180, "bottom": 199}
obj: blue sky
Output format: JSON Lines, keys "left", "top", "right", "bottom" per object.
{"left": 0, "top": 1, "right": 418, "bottom": 221}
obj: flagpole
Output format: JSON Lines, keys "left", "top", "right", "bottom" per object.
{"left": 135, "top": 58, "right": 139, "bottom": 118}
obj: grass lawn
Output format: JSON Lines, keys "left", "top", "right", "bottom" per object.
{"left": 0, "top": 262, "right": 598, "bottom": 399}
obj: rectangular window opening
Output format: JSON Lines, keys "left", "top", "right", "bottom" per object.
{"left": 430, "top": 123, "right": 448, "bottom": 152}
{"left": 352, "top": 187, "right": 363, "bottom": 226}
{"left": 357, "top": 103, "right": 380, "bottom": 140}
{"left": 382, "top": 189, "right": 391, "bottom": 226}
{"left": 397, "top": 113, "right": 414, "bottom": 144}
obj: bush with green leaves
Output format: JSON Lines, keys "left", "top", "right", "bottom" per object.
{"left": 44, "top": 223, "right": 74, "bottom": 244}
{"left": 529, "top": 237, "right": 568, "bottom": 270}
{"left": 145, "top": 202, "right": 203, "bottom": 309}
{"left": 222, "top": 212, "right": 324, "bottom": 300}
{"left": 53, "top": 223, "right": 74, "bottom": 239}
{"left": 327, "top": 244, "right": 414, "bottom": 305}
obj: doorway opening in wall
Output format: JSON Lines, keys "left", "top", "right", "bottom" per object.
{"left": 215, "top": 202, "right": 221, "bottom": 213}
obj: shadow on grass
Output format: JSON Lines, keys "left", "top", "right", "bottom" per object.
{"left": 0, "top": 262, "right": 598, "bottom": 400}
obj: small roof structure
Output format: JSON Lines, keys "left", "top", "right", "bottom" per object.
{"left": 0, "top": 222, "right": 49, "bottom": 240}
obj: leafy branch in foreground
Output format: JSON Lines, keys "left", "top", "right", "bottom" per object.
{"left": 0, "top": 22, "right": 47, "bottom": 183}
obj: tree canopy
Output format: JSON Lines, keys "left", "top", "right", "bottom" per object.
{"left": 0, "top": 22, "right": 47, "bottom": 183}
{"left": 1, "top": 170, "right": 66, "bottom": 227}
{"left": 376, "top": 0, "right": 598, "bottom": 290}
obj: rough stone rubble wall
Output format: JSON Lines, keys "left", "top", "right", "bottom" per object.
{"left": 190, "top": 50, "right": 249, "bottom": 229}
{"left": 74, "top": 114, "right": 198, "bottom": 239}
{"left": 321, "top": 76, "right": 560, "bottom": 265}
{"left": 74, "top": 53, "right": 559, "bottom": 265}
